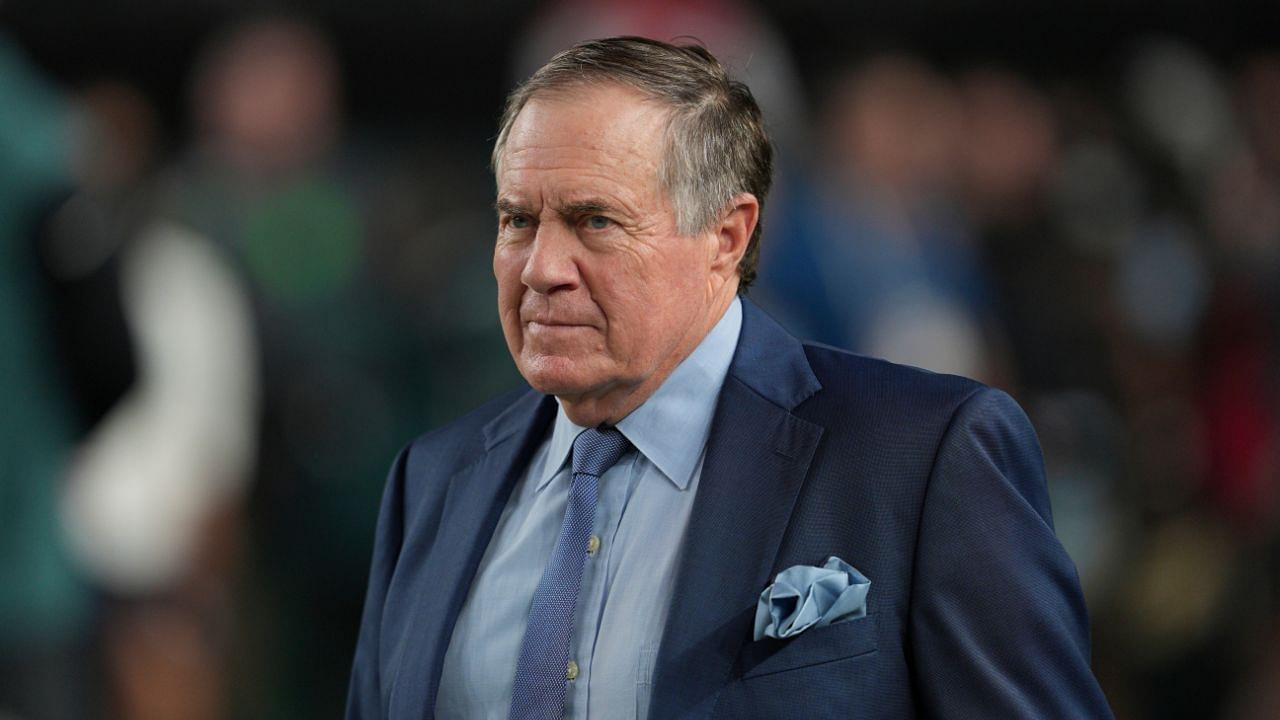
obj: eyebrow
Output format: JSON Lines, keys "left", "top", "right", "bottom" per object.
{"left": 494, "top": 198, "right": 531, "bottom": 216}
{"left": 494, "top": 197, "right": 623, "bottom": 219}
{"left": 557, "top": 199, "right": 617, "bottom": 219}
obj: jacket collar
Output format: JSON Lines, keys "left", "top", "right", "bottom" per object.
{"left": 728, "top": 296, "right": 822, "bottom": 411}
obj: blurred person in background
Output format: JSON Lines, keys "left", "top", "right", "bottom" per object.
{"left": 57, "top": 163, "right": 259, "bottom": 720}
{"left": 147, "top": 13, "right": 456, "bottom": 718}
{"left": 758, "top": 54, "right": 997, "bottom": 382}
{"left": 43, "top": 46, "right": 260, "bottom": 720}
{"left": 2, "top": 22, "right": 259, "bottom": 720}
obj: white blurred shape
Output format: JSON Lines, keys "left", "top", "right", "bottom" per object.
{"left": 61, "top": 223, "right": 259, "bottom": 594}
{"left": 863, "top": 284, "right": 986, "bottom": 379}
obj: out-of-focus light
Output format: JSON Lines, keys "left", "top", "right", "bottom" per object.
{"left": 1050, "top": 141, "right": 1145, "bottom": 258}
{"left": 1126, "top": 37, "right": 1238, "bottom": 179}
{"left": 1115, "top": 216, "right": 1210, "bottom": 348}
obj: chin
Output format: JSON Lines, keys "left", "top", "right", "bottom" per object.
{"left": 516, "top": 353, "right": 610, "bottom": 398}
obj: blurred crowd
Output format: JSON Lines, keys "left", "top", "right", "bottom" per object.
{"left": 1, "top": 2, "right": 1278, "bottom": 719}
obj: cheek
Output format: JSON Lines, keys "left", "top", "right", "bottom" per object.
{"left": 650, "top": 245, "right": 710, "bottom": 306}
{"left": 609, "top": 249, "right": 707, "bottom": 351}
{"left": 494, "top": 245, "right": 525, "bottom": 298}
{"left": 494, "top": 246, "right": 527, "bottom": 336}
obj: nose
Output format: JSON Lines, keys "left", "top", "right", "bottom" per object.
{"left": 521, "top": 221, "right": 580, "bottom": 294}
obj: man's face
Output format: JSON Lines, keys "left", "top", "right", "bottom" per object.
{"left": 493, "top": 84, "right": 723, "bottom": 409}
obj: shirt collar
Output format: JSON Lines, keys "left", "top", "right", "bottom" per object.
{"left": 534, "top": 297, "right": 743, "bottom": 492}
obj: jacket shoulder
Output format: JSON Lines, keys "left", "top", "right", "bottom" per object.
{"left": 799, "top": 342, "right": 987, "bottom": 419}
{"left": 796, "top": 343, "right": 1045, "bottom": 518}
{"left": 401, "top": 386, "right": 536, "bottom": 479}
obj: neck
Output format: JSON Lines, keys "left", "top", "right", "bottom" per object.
{"left": 559, "top": 287, "right": 738, "bottom": 427}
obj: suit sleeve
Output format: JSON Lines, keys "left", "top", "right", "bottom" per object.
{"left": 909, "top": 387, "right": 1113, "bottom": 718}
{"left": 346, "top": 443, "right": 411, "bottom": 720}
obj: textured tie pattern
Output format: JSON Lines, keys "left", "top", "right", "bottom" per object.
{"left": 508, "top": 427, "right": 631, "bottom": 720}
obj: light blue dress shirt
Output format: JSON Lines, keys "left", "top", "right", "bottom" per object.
{"left": 436, "top": 297, "right": 743, "bottom": 719}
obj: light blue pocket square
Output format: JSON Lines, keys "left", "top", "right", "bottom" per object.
{"left": 753, "top": 556, "right": 871, "bottom": 641}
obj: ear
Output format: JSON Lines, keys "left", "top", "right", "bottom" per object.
{"left": 710, "top": 192, "right": 760, "bottom": 280}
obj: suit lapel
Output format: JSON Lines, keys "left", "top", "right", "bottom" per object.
{"left": 647, "top": 299, "right": 824, "bottom": 719}
{"left": 387, "top": 390, "right": 557, "bottom": 719}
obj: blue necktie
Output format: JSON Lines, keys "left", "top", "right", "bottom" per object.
{"left": 508, "top": 426, "right": 632, "bottom": 720}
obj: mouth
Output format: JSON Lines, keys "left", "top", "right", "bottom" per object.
{"left": 526, "top": 320, "right": 596, "bottom": 331}
{"left": 523, "top": 311, "right": 598, "bottom": 327}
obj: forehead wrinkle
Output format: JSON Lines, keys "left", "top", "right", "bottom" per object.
{"left": 499, "top": 132, "right": 657, "bottom": 183}
{"left": 502, "top": 140, "right": 657, "bottom": 175}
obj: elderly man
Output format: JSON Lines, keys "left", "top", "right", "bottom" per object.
{"left": 346, "top": 37, "right": 1113, "bottom": 719}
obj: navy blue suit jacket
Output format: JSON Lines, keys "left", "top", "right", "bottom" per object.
{"left": 347, "top": 299, "right": 1114, "bottom": 718}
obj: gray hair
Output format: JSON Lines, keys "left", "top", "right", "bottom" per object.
{"left": 491, "top": 36, "right": 774, "bottom": 289}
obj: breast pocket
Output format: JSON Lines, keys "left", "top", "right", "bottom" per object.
{"left": 737, "top": 614, "right": 878, "bottom": 680}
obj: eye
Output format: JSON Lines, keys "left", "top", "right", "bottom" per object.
{"left": 508, "top": 215, "right": 532, "bottom": 229}
{"left": 585, "top": 215, "right": 612, "bottom": 230}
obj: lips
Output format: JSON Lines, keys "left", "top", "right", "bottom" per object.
{"left": 525, "top": 320, "right": 596, "bottom": 335}
{"left": 518, "top": 297, "right": 601, "bottom": 330}
{"left": 522, "top": 313, "right": 598, "bottom": 328}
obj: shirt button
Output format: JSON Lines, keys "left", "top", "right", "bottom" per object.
{"left": 586, "top": 535, "right": 601, "bottom": 557}
{"left": 566, "top": 660, "right": 579, "bottom": 681}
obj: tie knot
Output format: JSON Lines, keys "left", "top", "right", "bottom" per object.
{"left": 571, "top": 426, "right": 631, "bottom": 478}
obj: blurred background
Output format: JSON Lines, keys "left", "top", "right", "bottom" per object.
{"left": 1, "top": 1, "right": 1277, "bottom": 718}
